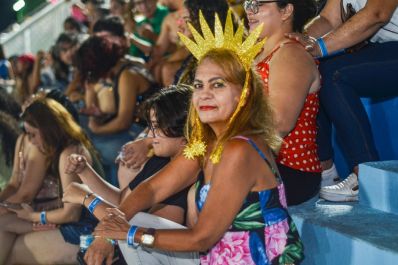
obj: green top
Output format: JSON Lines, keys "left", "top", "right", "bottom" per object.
{"left": 129, "top": 5, "right": 169, "bottom": 60}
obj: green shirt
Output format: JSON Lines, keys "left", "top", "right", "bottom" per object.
{"left": 129, "top": 5, "right": 169, "bottom": 60}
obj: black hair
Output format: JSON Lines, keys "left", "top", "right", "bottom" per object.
{"left": 0, "top": 111, "right": 21, "bottom": 167}
{"left": 74, "top": 34, "right": 126, "bottom": 83}
{"left": 93, "top": 16, "right": 125, "bottom": 37}
{"left": 52, "top": 33, "right": 79, "bottom": 81}
{"left": 277, "top": 0, "right": 317, "bottom": 32}
{"left": 0, "top": 89, "right": 21, "bottom": 119}
{"left": 0, "top": 44, "right": 5, "bottom": 60}
{"left": 46, "top": 89, "right": 80, "bottom": 123}
{"left": 144, "top": 84, "right": 192, "bottom": 138}
{"left": 64, "top": 16, "right": 82, "bottom": 33}
{"left": 184, "top": 0, "right": 230, "bottom": 31}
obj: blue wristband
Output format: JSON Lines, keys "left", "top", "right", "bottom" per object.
{"left": 40, "top": 211, "right": 47, "bottom": 225}
{"left": 317, "top": 37, "right": 328, "bottom": 57}
{"left": 127, "top": 225, "right": 139, "bottom": 248}
{"left": 316, "top": 37, "right": 345, "bottom": 58}
{"left": 87, "top": 197, "right": 102, "bottom": 214}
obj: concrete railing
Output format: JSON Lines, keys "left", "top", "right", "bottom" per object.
{"left": 0, "top": 0, "right": 73, "bottom": 56}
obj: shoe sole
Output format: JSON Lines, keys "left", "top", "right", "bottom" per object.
{"left": 319, "top": 192, "right": 358, "bottom": 202}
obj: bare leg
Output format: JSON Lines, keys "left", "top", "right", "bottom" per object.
{"left": 0, "top": 212, "right": 32, "bottom": 264}
{"left": 7, "top": 229, "right": 79, "bottom": 265}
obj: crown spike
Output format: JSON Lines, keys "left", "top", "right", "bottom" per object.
{"left": 199, "top": 11, "right": 215, "bottom": 44}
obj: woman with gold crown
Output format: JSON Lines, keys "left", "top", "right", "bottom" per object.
{"left": 93, "top": 10, "right": 304, "bottom": 265}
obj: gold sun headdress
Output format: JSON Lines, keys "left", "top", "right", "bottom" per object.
{"left": 178, "top": 9, "right": 266, "bottom": 163}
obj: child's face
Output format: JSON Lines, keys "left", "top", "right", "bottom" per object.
{"left": 149, "top": 109, "right": 185, "bottom": 158}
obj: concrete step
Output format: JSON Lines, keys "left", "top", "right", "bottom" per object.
{"left": 359, "top": 161, "right": 398, "bottom": 215}
{"left": 290, "top": 198, "right": 398, "bottom": 265}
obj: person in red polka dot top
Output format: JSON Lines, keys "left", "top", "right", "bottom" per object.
{"left": 245, "top": 0, "right": 322, "bottom": 205}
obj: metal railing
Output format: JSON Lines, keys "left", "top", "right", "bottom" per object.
{"left": 0, "top": 1, "right": 73, "bottom": 56}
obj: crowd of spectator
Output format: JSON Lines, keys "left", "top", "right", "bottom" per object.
{"left": 0, "top": 0, "right": 397, "bottom": 264}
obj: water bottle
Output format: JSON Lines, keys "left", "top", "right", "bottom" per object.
{"left": 77, "top": 235, "right": 94, "bottom": 265}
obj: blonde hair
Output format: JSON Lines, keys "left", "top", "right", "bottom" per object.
{"left": 185, "top": 49, "right": 281, "bottom": 163}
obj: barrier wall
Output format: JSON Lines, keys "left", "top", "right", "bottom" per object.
{"left": 0, "top": 1, "right": 72, "bottom": 56}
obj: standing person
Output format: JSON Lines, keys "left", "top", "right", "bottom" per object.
{"left": 93, "top": 11, "right": 304, "bottom": 265}
{"left": 0, "top": 98, "right": 101, "bottom": 264}
{"left": 287, "top": 0, "right": 398, "bottom": 202}
{"left": 244, "top": 0, "right": 321, "bottom": 205}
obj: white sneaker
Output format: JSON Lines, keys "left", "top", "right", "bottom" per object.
{"left": 320, "top": 164, "right": 340, "bottom": 187}
{"left": 320, "top": 173, "right": 359, "bottom": 202}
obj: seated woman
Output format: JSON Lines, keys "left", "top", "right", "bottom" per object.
{"left": 63, "top": 85, "right": 193, "bottom": 264}
{"left": 245, "top": 0, "right": 321, "bottom": 205}
{"left": 92, "top": 12, "right": 304, "bottom": 265}
{"left": 0, "top": 98, "right": 102, "bottom": 264}
{"left": 75, "top": 33, "right": 159, "bottom": 186}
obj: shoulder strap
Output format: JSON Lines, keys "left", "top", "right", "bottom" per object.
{"left": 231, "top": 136, "right": 281, "bottom": 179}
{"left": 264, "top": 41, "right": 301, "bottom": 63}
{"left": 112, "top": 62, "right": 135, "bottom": 109}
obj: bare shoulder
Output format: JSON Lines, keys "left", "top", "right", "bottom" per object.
{"left": 220, "top": 137, "right": 265, "bottom": 165}
{"left": 273, "top": 43, "right": 315, "bottom": 69}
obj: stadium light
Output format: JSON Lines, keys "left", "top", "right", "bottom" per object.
{"left": 13, "top": 0, "right": 26, "bottom": 12}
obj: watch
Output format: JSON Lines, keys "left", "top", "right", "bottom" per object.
{"left": 140, "top": 228, "right": 156, "bottom": 248}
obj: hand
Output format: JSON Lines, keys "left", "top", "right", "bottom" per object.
{"left": 88, "top": 118, "right": 101, "bottom": 133}
{"left": 285, "top": 32, "right": 321, "bottom": 58}
{"left": 63, "top": 182, "right": 92, "bottom": 205}
{"left": 32, "top": 222, "right": 57, "bottom": 231}
{"left": 136, "top": 23, "right": 154, "bottom": 40}
{"left": 93, "top": 208, "right": 130, "bottom": 240}
{"left": 9, "top": 203, "right": 34, "bottom": 221}
{"left": 0, "top": 206, "right": 9, "bottom": 216}
{"left": 65, "top": 154, "right": 88, "bottom": 175}
{"left": 80, "top": 104, "right": 103, "bottom": 117}
{"left": 118, "top": 138, "right": 152, "bottom": 169}
{"left": 84, "top": 237, "right": 114, "bottom": 265}
{"left": 36, "top": 50, "right": 45, "bottom": 61}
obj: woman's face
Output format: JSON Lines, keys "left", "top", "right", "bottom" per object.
{"left": 192, "top": 59, "right": 241, "bottom": 131}
{"left": 134, "top": 0, "right": 157, "bottom": 18}
{"left": 149, "top": 109, "right": 185, "bottom": 158}
{"left": 177, "top": 6, "right": 191, "bottom": 36}
{"left": 24, "top": 122, "right": 44, "bottom": 151}
{"left": 110, "top": 0, "right": 125, "bottom": 16}
{"left": 58, "top": 42, "right": 77, "bottom": 65}
{"left": 245, "top": 0, "right": 284, "bottom": 38}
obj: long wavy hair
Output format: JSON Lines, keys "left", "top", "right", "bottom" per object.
{"left": 21, "top": 98, "right": 95, "bottom": 177}
{"left": 185, "top": 49, "right": 281, "bottom": 162}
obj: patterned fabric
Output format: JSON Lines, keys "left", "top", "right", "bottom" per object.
{"left": 196, "top": 137, "right": 304, "bottom": 264}
{"left": 256, "top": 42, "right": 321, "bottom": 173}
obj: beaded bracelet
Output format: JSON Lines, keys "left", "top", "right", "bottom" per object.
{"left": 87, "top": 196, "right": 102, "bottom": 214}
{"left": 127, "top": 225, "right": 139, "bottom": 248}
{"left": 40, "top": 211, "right": 47, "bottom": 225}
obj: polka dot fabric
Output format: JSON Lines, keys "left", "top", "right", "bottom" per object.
{"left": 257, "top": 43, "right": 321, "bottom": 173}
